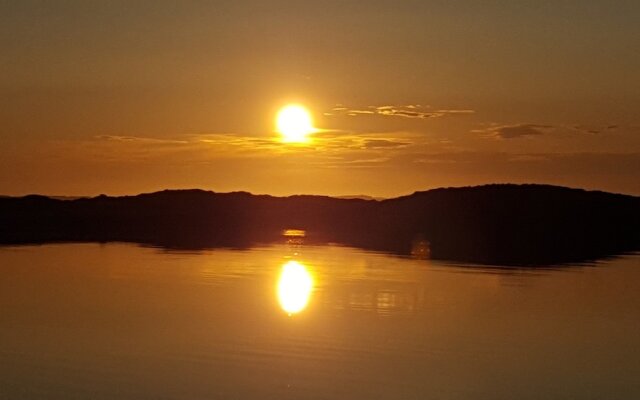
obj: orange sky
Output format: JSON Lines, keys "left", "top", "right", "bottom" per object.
{"left": 1, "top": 1, "right": 639, "bottom": 197}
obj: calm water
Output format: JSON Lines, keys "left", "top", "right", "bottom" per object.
{"left": 0, "top": 243, "right": 639, "bottom": 400}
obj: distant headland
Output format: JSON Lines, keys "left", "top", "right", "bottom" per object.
{"left": 1, "top": 184, "right": 638, "bottom": 265}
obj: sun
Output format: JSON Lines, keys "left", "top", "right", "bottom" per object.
{"left": 276, "top": 104, "right": 315, "bottom": 143}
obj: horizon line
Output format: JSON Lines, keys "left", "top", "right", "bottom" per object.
{"left": 2, "top": 182, "right": 638, "bottom": 200}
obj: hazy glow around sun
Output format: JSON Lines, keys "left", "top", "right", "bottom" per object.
{"left": 276, "top": 104, "right": 315, "bottom": 143}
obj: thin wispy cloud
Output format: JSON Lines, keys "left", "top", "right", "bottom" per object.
{"left": 96, "top": 135, "right": 190, "bottom": 144}
{"left": 363, "top": 139, "right": 410, "bottom": 149}
{"left": 81, "top": 127, "right": 639, "bottom": 186}
{"left": 325, "top": 105, "right": 475, "bottom": 119}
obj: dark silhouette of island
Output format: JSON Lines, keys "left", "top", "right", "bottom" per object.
{"left": 0, "top": 184, "right": 638, "bottom": 265}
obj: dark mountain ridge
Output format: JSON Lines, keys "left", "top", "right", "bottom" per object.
{"left": 1, "top": 184, "right": 638, "bottom": 265}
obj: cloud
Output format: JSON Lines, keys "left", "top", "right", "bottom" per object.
{"left": 91, "top": 131, "right": 422, "bottom": 164}
{"left": 96, "top": 135, "right": 189, "bottom": 144}
{"left": 321, "top": 157, "right": 391, "bottom": 169}
{"left": 325, "top": 104, "right": 475, "bottom": 119}
{"left": 363, "top": 139, "right": 410, "bottom": 149}
{"left": 474, "top": 124, "right": 553, "bottom": 139}
{"left": 474, "top": 123, "right": 635, "bottom": 140}
{"left": 507, "top": 154, "right": 551, "bottom": 162}
{"left": 571, "top": 124, "right": 620, "bottom": 134}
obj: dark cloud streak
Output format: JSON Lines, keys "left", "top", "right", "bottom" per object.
{"left": 474, "top": 124, "right": 553, "bottom": 139}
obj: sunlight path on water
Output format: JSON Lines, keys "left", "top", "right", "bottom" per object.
{"left": 0, "top": 244, "right": 638, "bottom": 399}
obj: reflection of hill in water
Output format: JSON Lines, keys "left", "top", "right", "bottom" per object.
{"left": 1, "top": 184, "right": 638, "bottom": 265}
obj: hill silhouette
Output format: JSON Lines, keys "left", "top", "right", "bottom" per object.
{"left": 0, "top": 184, "right": 638, "bottom": 265}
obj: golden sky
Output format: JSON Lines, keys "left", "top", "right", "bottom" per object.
{"left": 1, "top": 1, "right": 639, "bottom": 196}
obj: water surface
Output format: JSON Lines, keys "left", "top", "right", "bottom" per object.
{"left": 0, "top": 243, "right": 638, "bottom": 399}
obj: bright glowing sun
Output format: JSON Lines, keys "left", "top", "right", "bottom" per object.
{"left": 276, "top": 104, "right": 315, "bottom": 143}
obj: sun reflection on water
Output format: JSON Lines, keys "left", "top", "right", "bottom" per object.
{"left": 277, "top": 260, "right": 313, "bottom": 315}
